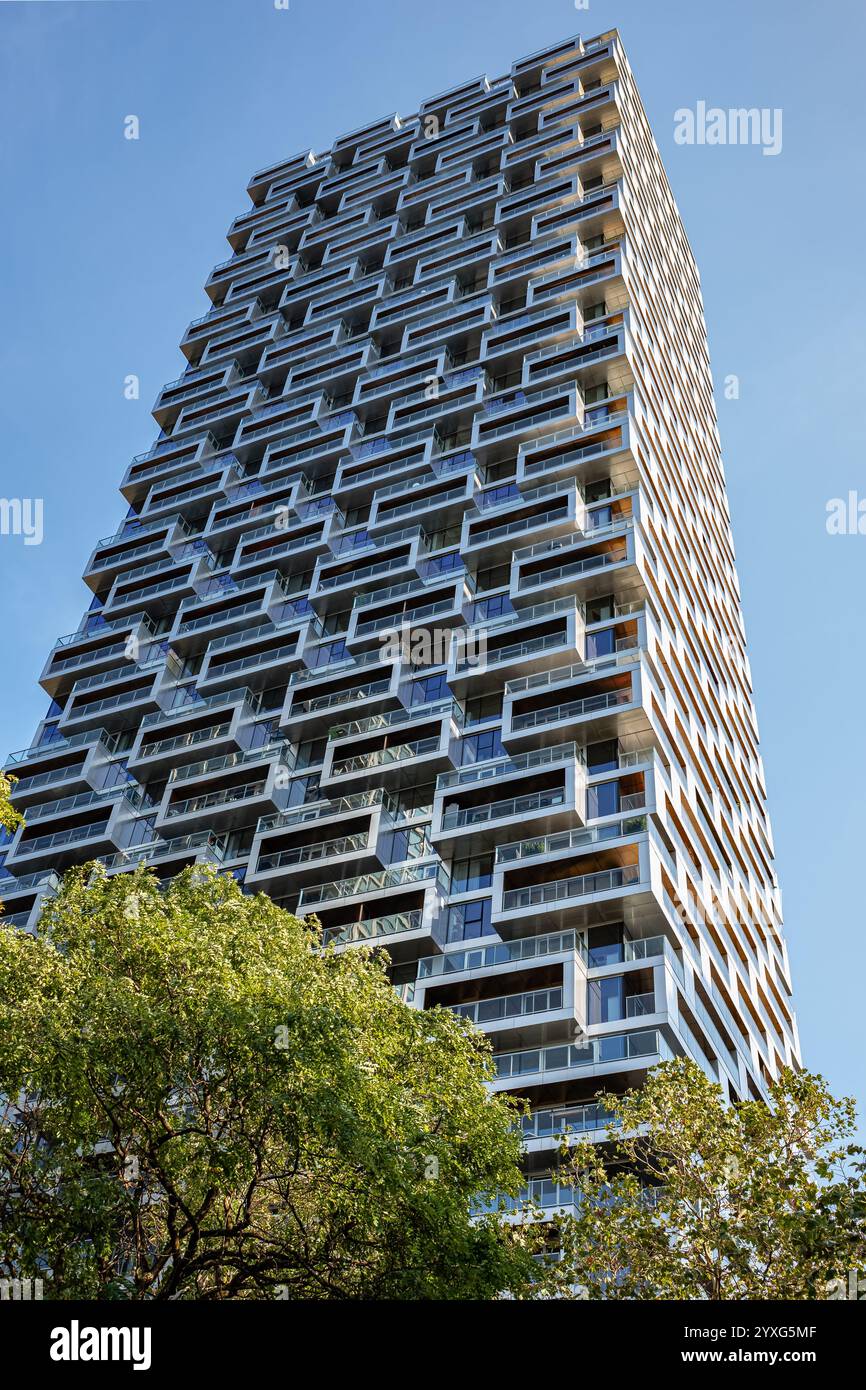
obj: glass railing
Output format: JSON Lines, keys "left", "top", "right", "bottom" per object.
{"left": 375, "top": 481, "right": 467, "bottom": 525}
{"left": 166, "top": 779, "right": 267, "bottom": 817}
{"left": 418, "top": 928, "right": 583, "bottom": 979}
{"left": 437, "top": 740, "right": 580, "bottom": 790}
{"left": 65, "top": 687, "right": 154, "bottom": 720}
{"left": 25, "top": 785, "right": 135, "bottom": 822}
{"left": 96, "top": 832, "right": 225, "bottom": 872}
{"left": 6, "top": 763, "right": 84, "bottom": 795}
{"left": 457, "top": 627, "right": 569, "bottom": 672}
{"left": 354, "top": 597, "right": 456, "bottom": 637}
{"left": 496, "top": 815, "right": 647, "bottom": 864}
{"left": 168, "top": 742, "right": 293, "bottom": 783}
{"left": 517, "top": 545, "right": 629, "bottom": 592}
{"left": 625, "top": 934, "right": 685, "bottom": 987}
{"left": 518, "top": 1102, "right": 613, "bottom": 1140}
{"left": 206, "top": 640, "right": 299, "bottom": 680}
{"left": 297, "top": 860, "right": 444, "bottom": 908}
{"left": 510, "top": 685, "right": 633, "bottom": 732}
{"left": 287, "top": 678, "right": 391, "bottom": 717}
{"left": 331, "top": 736, "right": 440, "bottom": 775}
{"left": 506, "top": 642, "right": 639, "bottom": 694}
{"left": 449, "top": 986, "right": 563, "bottom": 1025}
{"left": 5, "top": 727, "right": 110, "bottom": 767}
{"left": 136, "top": 721, "right": 231, "bottom": 760}
{"left": 328, "top": 698, "right": 455, "bottom": 741}
{"left": 502, "top": 862, "right": 641, "bottom": 911}
{"left": 257, "top": 831, "right": 368, "bottom": 872}
{"left": 322, "top": 908, "right": 424, "bottom": 948}
{"left": 493, "top": 1027, "right": 670, "bottom": 1080}
{"left": 257, "top": 788, "right": 391, "bottom": 834}
{"left": 440, "top": 786, "right": 566, "bottom": 832}
{"left": 14, "top": 821, "right": 113, "bottom": 855}
{"left": 140, "top": 687, "right": 259, "bottom": 727}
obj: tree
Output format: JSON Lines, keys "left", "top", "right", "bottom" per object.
{"left": 0, "top": 863, "right": 541, "bottom": 1300}
{"left": 0, "top": 772, "right": 22, "bottom": 837}
{"left": 553, "top": 1057, "right": 866, "bottom": 1299}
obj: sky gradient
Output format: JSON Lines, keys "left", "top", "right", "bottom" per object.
{"left": 1, "top": 0, "right": 864, "bottom": 1128}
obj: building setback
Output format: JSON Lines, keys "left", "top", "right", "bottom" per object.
{"left": 2, "top": 29, "right": 799, "bottom": 1212}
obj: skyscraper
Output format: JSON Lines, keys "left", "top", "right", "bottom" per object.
{"left": 1, "top": 29, "right": 799, "bottom": 1208}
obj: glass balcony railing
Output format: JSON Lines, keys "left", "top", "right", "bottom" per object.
{"left": 449, "top": 986, "right": 563, "bottom": 1025}
{"left": 168, "top": 741, "right": 293, "bottom": 783}
{"left": 136, "top": 721, "right": 231, "bottom": 760}
{"left": 496, "top": 815, "right": 647, "bottom": 864}
{"left": 331, "top": 736, "right": 440, "bottom": 776}
{"left": 418, "top": 928, "right": 584, "bottom": 979}
{"left": 287, "top": 678, "right": 391, "bottom": 717}
{"left": 257, "top": 831, "right": 369, "bottom": 873}
{"left": 510, "top": 685, "right": 633, "bottom": 732}
{"left": 297, "top": 860, "right": 445, "bottom": 908}
{"left": 322, "top": 908, "right": 424, "bottom": 948}
{"left": 328, "top": 698, "right": 455, "bottom": 741}
{"left": 95, "top": 832, "right": 225, "bottom": 872}
{"left": 456, "top": 627, "right": 569, "bottom": 673}
{"left": 165, "top": 779, "right": 268, "bottom": 818}
{"left": 517, "top": 1101, "right": 613, "bottom": 1140}
{"left": 437, "top": 740, "right": 580, "bottom": 791}
{"left": 502, "top": 862, "right": 641, "bottom": 911}
{"left": 517, "top": 544, "right": 628, "bottom": 592}
{"left": 257, "top": 788, "right": 392, "bottom": 834}
{"left": 440, "top": 785, "right": 566, "bottom": 832}
{"left": 493, "top": 1026, "right": 671, "bottom": 1080}
{"left": 14, "top": 821, "right": 113, "bottom": 856}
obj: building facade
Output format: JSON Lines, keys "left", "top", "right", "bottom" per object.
{"left": 2, "top": 30, "right": 799, "bottom": 1210}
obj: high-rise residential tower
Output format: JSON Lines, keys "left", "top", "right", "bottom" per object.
{"left": 2, "top": 29, "right": 799, "bottom": 1210}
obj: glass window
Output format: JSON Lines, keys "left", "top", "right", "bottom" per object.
{"left": 410, "top": 672, "right": 450, "bottom": 705}
{"left": 460, "top": 730, "right": 504, "bottom": 765}
{"left": 589, "top": 780, "right": 620, "bottom": 817}
{"left": 451, "top": 855, "right": 494, "bottom": 893}
{"left": 445, "top": 897, "right": 494, "bottom": 943}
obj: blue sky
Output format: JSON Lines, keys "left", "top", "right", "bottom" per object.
{"left": 1, "top": 0, "right": 864, "bottom": 1128}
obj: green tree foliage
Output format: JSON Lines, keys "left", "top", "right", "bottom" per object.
{"left": 554, "top": 1057, "right": 866, "bottom": 1299}
{"left": 0, "top": 772, "right": 22, "bottom": 837}
{"left": 0, "top": 864, "right": 540, "bottom": 1300}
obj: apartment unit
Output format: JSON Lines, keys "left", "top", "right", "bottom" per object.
{"left": 1, "top": 30, "right": 799, "bottom": 1214}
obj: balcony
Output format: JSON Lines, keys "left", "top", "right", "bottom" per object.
{"left": 448, "top": 985, "right": 564, "bottom": 1027}
{"left": 495, "top": 860, "right": 642, "bottom": 934}
{"left": 432, "top": 743, "right": 586, "bottom": 854}
{"left": 503, "top": 667, "right": 641, "bottom": 750}
{"left": 490, "top": 1026, "right": 672, "bottom": 1089}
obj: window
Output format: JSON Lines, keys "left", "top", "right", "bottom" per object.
{"left": 410, "top": 672, "right": 450, "bottom": 705}
{"left": 425, "top": 549, "right": 463, "bottom": 575}
{"left": 464, "top": 691, "right": 503, "bottom": 726}
{"left": 386, "top": 826, "right": 432, "bottom": 863}
{"left": 460, "top": 729, "right": 504, "bottom": 765}
{"left": 588, "top": 780, "right": 620, "bottom": 818}
{"left": 586, "top": 625, "right": 615, "bottom": 659}
{"left": 586, "top": 738, "right": 618, "bottom": 773}
{"left": 472, "top": 593, "right": 513, "bottom": 622}
{"left": 451, "top": 854, "right": 493, "bottom": 892}
{"left": 588, "top": 976, "right": 624, "bottom": 1024}
{"left": 475, "top": 561, "right": 510, "bottom": 592}
{"left": 446, "top": 897, "right": 494, "bottom": 943}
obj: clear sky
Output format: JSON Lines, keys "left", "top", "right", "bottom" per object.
{"left": 1, "top": 0, "right": 864, "bottom": 1128}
